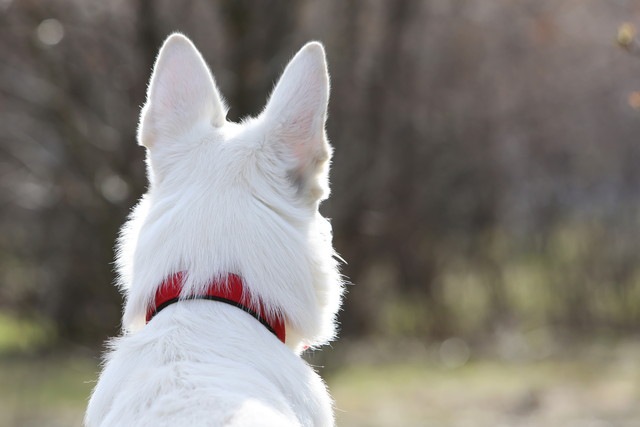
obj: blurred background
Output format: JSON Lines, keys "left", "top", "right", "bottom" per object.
{"left": 2, "top": 0, "right": 640, "bottom": 426}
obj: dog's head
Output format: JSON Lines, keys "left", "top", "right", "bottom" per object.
{"left": 120, "top": 34, "right": 342, "bottom": 351}
{"left": 139, "top": 33, "right": 331, "bottom": 206}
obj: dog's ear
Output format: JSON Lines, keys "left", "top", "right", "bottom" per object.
{"left": 262, "top": 42, "right": 331, "bottom": 202}
{"left": 138, "top": 33, "right": 226, "bottom": 148}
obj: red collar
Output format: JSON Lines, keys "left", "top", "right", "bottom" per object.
{"left": 146, "top": 272, "right": 286, "bottom": 343}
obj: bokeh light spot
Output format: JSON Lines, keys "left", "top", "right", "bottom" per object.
{"left": 439, "top": 337, "right": 470, "bottom": 369}
{"left": 36, "top": 18, "right": 64, "bottom": 46}
{"left": 617, "top": 23, "right": 636, "bottom": 48}
{"left": 628, "top": 91, "right": 640, "bottom": 110}
{"left": 100, "top": 174, "right": 129, "bottom": 204}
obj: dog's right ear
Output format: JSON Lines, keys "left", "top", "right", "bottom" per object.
{"left": 138, "top": 33, "right": 226, "bottom": 148}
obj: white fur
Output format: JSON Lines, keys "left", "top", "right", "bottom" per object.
{"left": 86, "top": 33, "right": 343, "bottom": 426}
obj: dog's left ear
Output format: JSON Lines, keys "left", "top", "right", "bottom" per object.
{"left": 262, "top": 42, "right": 331, "bottom": 202}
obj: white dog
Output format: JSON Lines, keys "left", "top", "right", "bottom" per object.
{"left": 85, "top": 33, "right": 343, "bottom": 427}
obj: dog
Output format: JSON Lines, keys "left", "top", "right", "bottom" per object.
{"left": 85, "top": 33, "right": 343, "bottom": 426}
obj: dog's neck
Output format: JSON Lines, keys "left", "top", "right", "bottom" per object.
{"left": 146, "top": 272, "right": 286, "bottom": 343}
{"left": 116, "top": 186, "right": 341, "bottom": 352}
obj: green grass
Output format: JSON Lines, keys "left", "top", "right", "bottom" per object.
{"left": 0, "top": 356, "right": 97, "bottom": 427}
{"left": 0, "top": 314, "right": 54, "bottom": 353}
{"left": 328, "top": 355, "right": 640, "bottom": 426}
{"left": 1, "top": 345, "right": 639, "bottom": 427}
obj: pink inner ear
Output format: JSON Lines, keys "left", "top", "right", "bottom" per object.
{"left": 292, "top": 139, "right": 307, "bottom": 163}
{"left": 139, "top": 34, "right": 226, "bottom": 148}
{"left": 262, "top": 42, "right": 328, "bottom": 140}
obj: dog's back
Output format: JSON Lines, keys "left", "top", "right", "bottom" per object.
{"left": 88, "top": 304, "right": 332, "bottom": 426}
{"left": 86, "top": 34, "right": 343, "bottom": 427}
